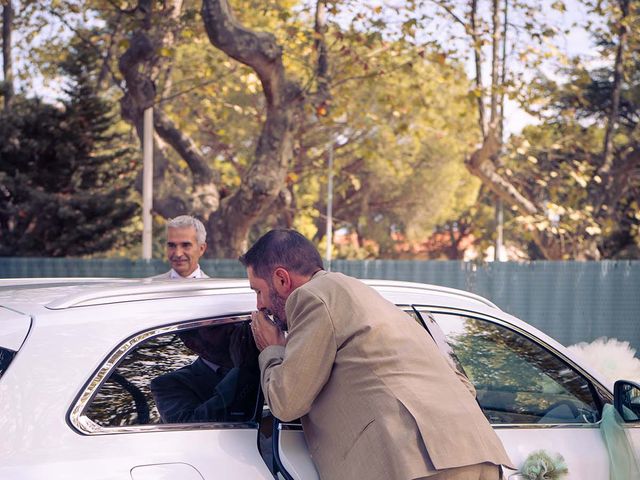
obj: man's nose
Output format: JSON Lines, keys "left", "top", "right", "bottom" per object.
{"left": 256, "top": 296, "right": 265, "bottom": 310}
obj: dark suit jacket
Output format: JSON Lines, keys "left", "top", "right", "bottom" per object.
{"left": 151, "top": 357, "right": 258, "bottom": 424}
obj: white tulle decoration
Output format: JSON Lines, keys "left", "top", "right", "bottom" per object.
{"left": 567, "top": 337, "right": 640, "bottom": 383}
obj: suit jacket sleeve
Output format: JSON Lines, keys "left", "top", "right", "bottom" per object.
{"left": 259, "top": 287, "right": 337, "bottom": 422}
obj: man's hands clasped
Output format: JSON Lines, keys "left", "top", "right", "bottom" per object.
{"left": 250, "top": 311, "right": 286, "bottom": 351}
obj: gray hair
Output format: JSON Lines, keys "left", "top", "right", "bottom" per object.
{"left": 167, "top": 215, "right": 207, "bottom": 245}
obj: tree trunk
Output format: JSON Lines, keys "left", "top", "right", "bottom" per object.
{"left": 202, "top": 0, "right": 304, "bottom": 257}
{"left": 463, "top": 0, "right": 568, "bottom": 259}
{"left": 153, "top": 109, "right": 220, "bottom": 213}
{"left": 118, "top": 0, "right": 220, "bottom": 222}
{"left": 470, "top": 0, "right": 486, "bottom": 137}
{"left": 2, "top": 0, "right": 14, "bottom": 111}
{"left": 596, "top": 0, "right": 629, "bottom": 211}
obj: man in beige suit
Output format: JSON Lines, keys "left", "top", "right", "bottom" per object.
{"left": 241, "top": 229, "right": 513, "bottom": 480}
{"left": 154, "top": 215, "right": 209, "bottom": 279}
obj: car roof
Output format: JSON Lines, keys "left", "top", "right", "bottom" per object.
{"left": 0, "top": 276, "right": 500, "bottom": 314}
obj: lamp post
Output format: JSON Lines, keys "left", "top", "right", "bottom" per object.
{"left": 142, "top": 107, "right": 153, "bottom": 260}
{"left": 325, "top": 140, "right": 334, "bottom": 271}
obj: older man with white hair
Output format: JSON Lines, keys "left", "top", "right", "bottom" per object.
{"left": 155, "top": 215, "right": 209, "bottom": 279}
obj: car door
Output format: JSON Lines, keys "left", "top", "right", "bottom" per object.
{"left": 413, "top": 306, "right": 614, "bottom": 479}
{"left": 70, "top": 315, "right": 275, "bottom": 480}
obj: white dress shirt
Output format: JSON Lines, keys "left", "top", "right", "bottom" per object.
{"left": 169, "top": 265, "right": 206, "bottom": 279}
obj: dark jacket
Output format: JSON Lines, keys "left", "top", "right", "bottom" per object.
{"left": 151, "top": 357, "right": 258, "bottom": 423}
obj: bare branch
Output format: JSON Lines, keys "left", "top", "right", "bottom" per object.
{"left": 465, "top": 131, "right": 538, "bottom": 216}
{"left": 430, "top": 0, "right": 467, "bottom": 27}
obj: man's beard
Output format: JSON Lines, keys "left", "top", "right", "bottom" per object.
{"left": 268, "top": 282, "right": 288, "bottom": 332}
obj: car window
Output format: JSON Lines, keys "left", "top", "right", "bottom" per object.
{"left": 425, "top": 312, "right": 601, "bottom": 425}
{"left": 84, "top": 318, "right": 261, "bottom": 428}
{"left": 0, "top": 347, "right": 16, "bottom": 379}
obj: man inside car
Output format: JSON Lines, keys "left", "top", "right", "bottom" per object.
{"left": 150, "top": 323, "right": 259, "bottom": 423}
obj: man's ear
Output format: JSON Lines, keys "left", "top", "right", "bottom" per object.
{"left": 272, "top": 267, "right": 292, "bottom": 295}
{"left": 199, "top": 243, "right": 207, "bottom": 255}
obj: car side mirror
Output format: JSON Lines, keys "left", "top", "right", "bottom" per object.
{"left": 613, "top": 380, "right": 640, "bottom": 422}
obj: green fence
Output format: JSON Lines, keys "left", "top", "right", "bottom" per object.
{"left": 1, "top": 257, "right": 639, "bottom": 354}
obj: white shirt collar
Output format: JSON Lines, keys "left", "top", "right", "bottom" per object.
{"left": 169, "top": 265, "right": 205, "bottom": 279}
{"left": 201, "top": 358, "right": 225, "bottom": 373}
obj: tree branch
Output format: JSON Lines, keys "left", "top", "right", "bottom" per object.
{"left": 596, "top": 0, "right": 629, "bottom": 212}
{"left": 201, "top": 0, "right": 293, "bottom": 107}
{"left": 201, "top": 0, "right": 305, "bottom": 256}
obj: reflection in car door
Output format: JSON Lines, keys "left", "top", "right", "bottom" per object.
{"left": 413, "top": 307, "right": 612, "bottom": 479}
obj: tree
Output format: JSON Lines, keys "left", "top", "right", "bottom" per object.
{"left": 99, "top": 0, "right": 455, "bottom": 256}
{"left": 291, "top": 45, "right": 481, "bottom": 258}
{"left": 487, "top": 0, "right": 640, "bottom": 259}
{"left": 0, "top": 36, "right": 138, "bottom": 256}
{"left": 503, "top": 58, "right": 640, "bottom": 258}
{"left": 11, "top": 1, "right": 637, "bottom": 259}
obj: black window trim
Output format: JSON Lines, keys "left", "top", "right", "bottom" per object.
{"left": 0, "top": 347, "right": 17, "bottom": 379}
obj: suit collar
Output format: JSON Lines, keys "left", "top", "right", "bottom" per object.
{"left": 312, "top": 270, "right": 328, "bottom": 280}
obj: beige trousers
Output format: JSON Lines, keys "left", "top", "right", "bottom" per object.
{"left": 418, "top": 463, "right": 501, "bottom": 480}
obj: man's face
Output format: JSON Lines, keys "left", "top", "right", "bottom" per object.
{"left": 247, "top": 266, "right": 288, "bottom": 329}
{"left": 166, "top": 226, "right": 206, "bottom": 277}
{"left": 181, "top": 325, "right": 234, "bottom": 366}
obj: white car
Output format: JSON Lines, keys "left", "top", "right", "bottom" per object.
{"left": 1, "top": 277, "right": 638, "bottom": 479}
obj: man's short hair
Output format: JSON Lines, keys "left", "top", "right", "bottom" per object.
{"left": 167, "top": 215, "right": 207, "bottom": 245}
{"left": 239, "top": 229, "right": 324, "bottom": 280}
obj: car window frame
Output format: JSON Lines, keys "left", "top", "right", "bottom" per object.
{"left": 410, "top": 305, "right": 612, "bottom": 428}
{"left": 68, "top": 313, "right": 264, "bottom": 436}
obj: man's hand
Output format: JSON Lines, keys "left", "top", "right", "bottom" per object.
{"left": 250, "top": 311, "right": 286, "bottom": 351}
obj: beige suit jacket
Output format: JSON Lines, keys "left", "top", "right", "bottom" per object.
{"left": 259, "top": 271, "right": 512, "bottom": 480}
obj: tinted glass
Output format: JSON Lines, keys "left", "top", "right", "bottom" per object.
{"left": 432, "top": 313, "right": 600, "bottom": 425}
{"left": 0, "top": 347, "right": 16, "bottom": 379}
{"left": 85, "top": 319, "right": 260, "bottom": 427}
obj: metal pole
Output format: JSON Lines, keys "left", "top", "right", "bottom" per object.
{"left": 325, "top": 141, "right": 334, "bottom": 271}
{"left": 142, "top": 107, "right": 153, "bottom": 260}
{"left": 495, "top": 197, "right": 504, "bottom": 261}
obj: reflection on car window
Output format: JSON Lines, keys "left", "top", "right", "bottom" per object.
{"left": 431, "top": 313, "right": 600, "bottom": 425}
{"left": 84, "top": 319, "right": 260, "bottom": 428}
